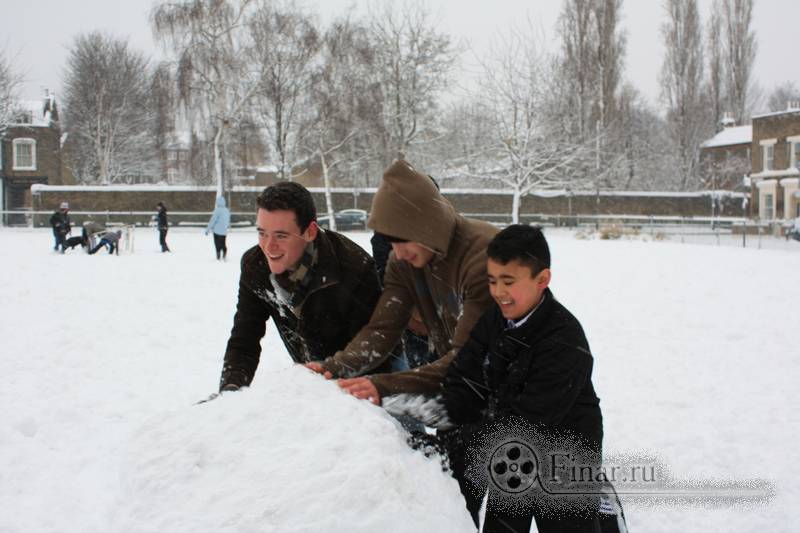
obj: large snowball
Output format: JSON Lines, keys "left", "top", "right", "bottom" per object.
{"left": 113, "top": 366, "right": 475, "bottom": 532}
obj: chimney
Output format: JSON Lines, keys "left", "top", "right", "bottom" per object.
{"left": 720, "top": 111, "right": 736, "bottom": 128}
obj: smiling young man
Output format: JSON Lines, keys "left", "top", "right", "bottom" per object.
{"left": 441, "top": 224, "right": 603, "bottom": 532}
{"left": 216, "top": 182, "right": 385, "bottom": 392}
{"left": 306, "top": 159, "right": 497, "bottom": 403}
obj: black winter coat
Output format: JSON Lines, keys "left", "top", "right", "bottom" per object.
{"left": 443, "top": 288, "right": 603, "bottom": 448}
{"left": 156, "top": 208, "right": 168, "bottom": 230}
{"left": 219, "top": 229, "right": 385, "bottom": 390}
{"left": 50, "top": 211, "right": 71, "bottom": 236}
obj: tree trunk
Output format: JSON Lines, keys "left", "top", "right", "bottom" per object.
{"left": 320, "top": 147, "right": 336, "bottom": 232}
{"left": 214, "top": 125, "right": 225, "bottom": 198}
{"left": 511, "top": 189, "right": 521, "bottom": 225}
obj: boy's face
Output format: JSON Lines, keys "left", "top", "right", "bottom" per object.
{"left": 257, "top": 208, "right": 317, "bottom": 274}
{"left": 487, "top": 258, "right": 551, "bottom": 321}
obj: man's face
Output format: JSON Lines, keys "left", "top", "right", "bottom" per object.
{"left": 390, "top": 241, "right": 435, "bottom": 268}
{"left": 257, "top": 208, "right": 317, "bottom": 274}
{"left": 487, "top": 258, "right": 550, "bottom": 321}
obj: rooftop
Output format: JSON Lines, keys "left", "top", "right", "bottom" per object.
{"left": 701, "top": 125, "right": 752, "bottom": 149}
{"left": 8, "top": 95, "right": 57, "bottom": 127}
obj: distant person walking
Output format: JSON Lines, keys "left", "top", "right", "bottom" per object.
{"left": 156, "top": 202, "right": 170, "bottom": 252}
{"left": 49, "top": 202, "right": 71, "bottom": 253}
{"left": 205, "top": 196, "right": 231, "bottom": 260}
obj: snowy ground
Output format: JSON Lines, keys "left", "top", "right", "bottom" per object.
{"left": 1, "top": 226, "right": 798, "bottom": 532}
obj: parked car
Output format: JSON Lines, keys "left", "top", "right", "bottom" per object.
{"left": 317, "top": 209, "right": 368, "bottom": 231}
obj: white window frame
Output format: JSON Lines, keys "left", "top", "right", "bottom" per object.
{"left": 12, "top": 138, "right": 37, "bottom": 171}
{"left": 763, "top": 193, "right": 774, "bottom": 219}
{"left": 787, "top": 135, "right": 800, "bottom": 169}
{"left": 760, "top": 139, "right": 776, "bottom": 171}
{"left": 756, "top": 179, "right": 777, "bottom": 220}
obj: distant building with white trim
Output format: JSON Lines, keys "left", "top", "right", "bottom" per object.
{"left": 0, "top": 91, "right": 66, "bottom": 225}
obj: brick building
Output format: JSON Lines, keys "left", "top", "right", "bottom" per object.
{"left": 1, "top": 93, "right": 66, "bottom": 225}
{"left": 748, "top": 103, "right": 800, "bottom": 221}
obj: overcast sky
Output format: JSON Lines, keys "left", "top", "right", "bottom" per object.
{"left": 2, "top": 0, "right": 797, "bottom": 113}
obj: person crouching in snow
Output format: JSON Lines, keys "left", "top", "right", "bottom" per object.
{"left": 212, "top": 181, "right": 387, "bottom": 395}
{"left": 88, "top": 230, "right": 123, "bottom": 255}
{"left": 82, "top": 220, "right": 106, "bottom": 250}
{"left": 434, "top": 225, "right": 604, "bottom": 532}
{"left": 205, "top": 195, "right": 231, "bottom": 260}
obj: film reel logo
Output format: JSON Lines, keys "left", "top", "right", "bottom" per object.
{"left": 489, "top": 440, "right": 539, "bottom": 494}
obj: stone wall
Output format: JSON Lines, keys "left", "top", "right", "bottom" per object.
{"left": 30, "top": 185, "right": 747, "bottom": 227}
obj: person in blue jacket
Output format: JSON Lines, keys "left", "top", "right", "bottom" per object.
{"left": 205, "top": 195, "right": 231, "bottom": 260}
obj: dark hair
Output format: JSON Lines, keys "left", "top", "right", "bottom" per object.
{"left": 256, "top": 181, "right": 316, "bottom": 231}
{"left": 487, "top": 224, "right": 551, "bottom": 275}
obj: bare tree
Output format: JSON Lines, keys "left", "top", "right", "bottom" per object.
{"left": 765, "top": 81, "right": 800, "bottom": 112}
{"left": 615, "top": 87, "right": 678, "bottom": 190}
{"left": 305, "top": 16, "right": 384, "bottom": 228}
{"left": 151, "top": 0, "right": 263, "bottom": 195}
{"left": 427, "top": 100, "right": 497, "bottom": 188}
{"left": 558, "top": 0, "right": 598, "bottom": 141}
{"left": 555, "top": 0, "right": 627, "bottom": 191}
{"left": 62, "top": 32, "right": 158, "bottom": 184}
{"left": 722, "top": 0, "right": 757, "bottom": 124}
{"left": 467, "top": 29, "right": 589, "bottom": 223}
{"left": 249, "top": 0, "right": 321, "bottom": 181}
{"left": 592, "top": 0, "right": 626, "bottom": 131}
{"left": 367, "top": 1, "right": 456, "bottom": 164}
{"left": 707, "top": 0, "right": 725, "bottom": 130}
{"left": 660, "top": 0, "right": 709, "bottom": 190}
{"left": 0, "top": 49, "right": 24, "bottom": 135}
{"left": 151, "top": 63, "right": 176, "bottom": 181}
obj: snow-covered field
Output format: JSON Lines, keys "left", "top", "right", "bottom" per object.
{"left": 1, "top": 226, "right": 798, "bottom": 532}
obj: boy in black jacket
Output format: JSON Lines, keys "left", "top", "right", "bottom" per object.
{"left": 442, "top": 225, "right": 603, "bottom": 533}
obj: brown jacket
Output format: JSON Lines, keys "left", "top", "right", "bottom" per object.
{"left": 320, "top": 160, "right": 497, "bottom": 395}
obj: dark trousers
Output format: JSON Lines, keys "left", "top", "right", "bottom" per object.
{"left": 403, "top": 331, "right": 435, "bottom": 368}
{"left": 213, "top": 233, "right": 227, "bottom": 259}
{"left": 159, "top": 228, "right": 170, "bottom": 252}
{"left": 53, "top": 231, "right": 67, "bottom": 252}
{"left": 445, "top": 430, "right": 601, "bottom": 533}
{"left": 482, "top": 496, "right": 601, "bottom": 533}
{"left": 89, "top": 239, "right": 116, "bottom": 255}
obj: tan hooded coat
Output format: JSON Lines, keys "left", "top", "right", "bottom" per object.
{"left": 320, "top": 160, "right": 497, "bottom": 395}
